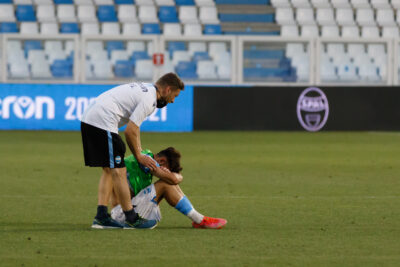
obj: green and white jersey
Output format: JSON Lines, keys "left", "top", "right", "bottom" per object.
{"left": 125, "top": 149, "right": 154, "bottom": 196}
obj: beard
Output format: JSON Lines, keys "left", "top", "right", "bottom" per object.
{"left": 156, "top": 98, "right": 167, "bottom": 108}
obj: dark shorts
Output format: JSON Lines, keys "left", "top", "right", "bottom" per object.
{"left": 81, "top": 122, "right": 126, "bottom": 168}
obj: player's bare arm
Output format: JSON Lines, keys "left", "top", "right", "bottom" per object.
{"left": 125, "top": 121, "right": 157, "bottom": 170}
{"left": 151, "top": 167, "right": 183, "bottom": 185}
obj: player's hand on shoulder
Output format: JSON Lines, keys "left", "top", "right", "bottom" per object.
{"left": 138, "top": 154, "right": 157, "bottom": 171}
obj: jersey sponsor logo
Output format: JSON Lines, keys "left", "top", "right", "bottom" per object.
{"left": 297, "top": 87, "right": 329, "bottom": 132}
{"left": 0, "top": 96, "right": 55, "bottom": 120}
{"left": 115, "top": 156, "right": 122, "bottom": 164}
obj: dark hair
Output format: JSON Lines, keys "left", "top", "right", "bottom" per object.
{"left": 157, "top": 147, "right": 183, "bottom": 173}
{"left": 156, "top": 73, "right": 184, "bottom": 91}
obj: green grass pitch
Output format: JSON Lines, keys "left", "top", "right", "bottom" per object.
{"left": 1, "top": 131, "right": 400, "bottom": 266}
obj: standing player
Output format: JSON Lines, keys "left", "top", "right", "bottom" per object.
{"left": 80, "top": 73, "right": 184, "bottom": 229}
{"left": 110, "top": 147, "right": 227, "bottom": 229}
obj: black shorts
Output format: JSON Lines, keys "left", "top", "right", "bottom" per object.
{"left": 80, "top": 122, "right": 126, "bottom": 168}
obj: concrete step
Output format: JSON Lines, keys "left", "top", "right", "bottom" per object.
{"left": 221, "top": 22, "right": 280, "bottom": 33}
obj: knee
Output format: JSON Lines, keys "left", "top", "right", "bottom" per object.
{"left": 155, "top": 179, "right": 171, "bottom": 192}
{"left": 110, "top": 168, "right": 125, "bottom": 180}
{"left": 155, "top": 179, "right": 166, "bottom": 188}
{"left": 163, "top": 182, "right": 179, "bottom": 192}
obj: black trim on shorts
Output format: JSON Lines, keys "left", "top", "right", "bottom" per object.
{"left": 80, "top": 122, "right": 126, "bottom": 168}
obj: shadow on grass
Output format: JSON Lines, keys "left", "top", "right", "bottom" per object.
{"left": 0, "top": 222, "right": 91, "bottom": 233}
{"left": 0, "top": 222, "right": 231, "bottom": 232}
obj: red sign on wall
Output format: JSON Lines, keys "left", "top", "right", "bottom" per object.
{"left": 153, "top": 53, "right": 164, "bottom": 66}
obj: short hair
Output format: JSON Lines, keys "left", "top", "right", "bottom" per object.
{"left": 157, "top": 147, "right": 183, "bottom": 173}
{"left": 156, "top": 73, "right": 184, "bottom": 91}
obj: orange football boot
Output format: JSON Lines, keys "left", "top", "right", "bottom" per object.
{"left": 192, "top": 216, "right": 227, "bottom": 229}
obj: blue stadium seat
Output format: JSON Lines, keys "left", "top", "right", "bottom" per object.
{"left": 0, "top": 0, "right": 12, "bottom": 3}
{"left": 168, "top": 41, "right": 186, "bottom": 58}
{"left": 60, "top": 23, "right": 80, "bottom": 34}
{"left": 176, "top": 61, "right": 197, "bottom": 79}
{"left": 115, "top": 0, "right": 134, "bottom": 3}
{"left": 114, "top": 60, "right": 134, "bottom": 78}
{"left": 54, "top": 0, "right": 73, "bottom": 3}
{"left": 67, "top": 51, "right": 74, "bottom": 62}
{"left": 106, "top": 41, "right": 125, "bottom": 56}
{"left": 175, "top": 0, "right": 196, "bottom": 6}
{"left": 24, "top": 40, "right": 42, "bottom": 56}
{"left": 142, "top": 23, "right": 161, "bottom": 34}
{"left": 159, "top": 6, "right": 179, "bottom": 23}
{"left": 279, "top": 58, "right": 291, "bottom": 69}
{"left": 130, "top": 51, "right": 150, "bottom": 67}
{"left": 175, "top": 0, "right": 195, "bottom": 5}
{"left": 243, "top": 67, "right": 294, "bottom": 79}
{"left": 106, "top": 41, "right": 124, "bottom": 50}
{"left": 0, "top": 22, "right": 18, "bottom": 33}
{"left": 219, "top": 14, "right": 274, "bottom": 23}
{"left": 16, "top": 5, "right": 36, "bottom": 22}
{"left": 204, "top": 24, "right": 222, "bottom": 35}
{"left": 193, "top": 51, "right": 211, "bottom": 62}
{"left": 51, "top": 60, "right": 73, "bottom": 78}
{"left": 97, "top": 5, "right": 118, "bottom": 22}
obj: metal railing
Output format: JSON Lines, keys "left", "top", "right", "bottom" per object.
{"left": 315, "top": 37, "right": 393, "bottom": 86}
{"left": 0, "top": 34, "right": 399, "bottom": 86}
{"left": 81, "top": 35, "right": 159, "bottom": 84}
{"left": 1, "top": 34, "right": 80, "bottom": 84}
{"left": 238, "top": 36, "right": 314, "bottom": 86}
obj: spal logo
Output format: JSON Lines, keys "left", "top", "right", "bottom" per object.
{"left": 0, "top": 96, "right": 55, "bottom": 120}
{"left": 297, "top": 87, "right": 329, "bottom": 132}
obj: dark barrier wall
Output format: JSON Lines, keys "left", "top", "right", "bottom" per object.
{"left": 193, "top": 86, "right": 400, "bottom": 131}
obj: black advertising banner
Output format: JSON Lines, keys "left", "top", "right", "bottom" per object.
{"left": 193, "top": 86, "right": 400, "bottom": 131}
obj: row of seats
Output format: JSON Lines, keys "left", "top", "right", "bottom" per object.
{"left": 167, "top": 41, "right": 230, "bottom": 79}
{"left": 86, "top": 59, "right": 154, "bottom": 79}
{"left": 85, "top": 40, "right": 231, "bottom": 79}
{"left": 242, "top": 47, "right": 297, "bottom": 82}
{"left": 3, "top": 37, "right": 393, "bottom": 82}
{"left": 281, "top": 24, "right": 399, "bottom": 38}
{"left": 272, "top": 0, "right": 400, "bottom": 9}
{"left": 85, "top": 57, "right": 228, "bottom": 80}
{"left": 285, "top": 42, "right": 387, "bottom": 82}
{"left": 276, "top": 7, "right": 400, "bottom": 27}
{"left": 0, "top": 4, "right": 221, "bottom": 34}
{"left": 0, "top": 0, "right": 213, "bottom": 5}
{"left": 0, "top": 5, "right": 219, "bottom": 24}
{"left": 241, "top": 39, "right": 390, "bottom": 83}
{"left": 86, "top": 40, "right": 149, "bottom": 78}
{"left": 320, "top": 62, "right": 385, "bottom": 82}
{"left": 7, "top": 39, "right": 74, "bottom": 78}
{"left": 0, "top": 21, "right": 221, "bottom": 35}
{"left": 12, "top": 39, "right": 232, "bottom": 80}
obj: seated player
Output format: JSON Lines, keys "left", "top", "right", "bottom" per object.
{"left": 110, "top": 147, "right": 227, "bottom": 229}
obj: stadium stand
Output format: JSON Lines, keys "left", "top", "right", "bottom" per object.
{"left": 0, "top": 0, "right": 397, "bottom": 84}
{"left": 272, "top": 0, "right": 392, "bottom": 83}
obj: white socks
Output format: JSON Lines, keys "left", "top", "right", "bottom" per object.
{"left": 187, "top": 209, "right": 204, "bottom": 224}
{"left": 175, "top": 196, "right": 204, "bottom": 224}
